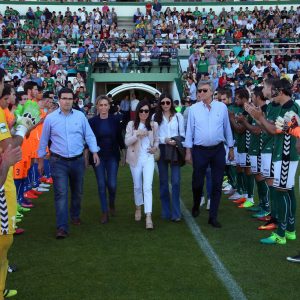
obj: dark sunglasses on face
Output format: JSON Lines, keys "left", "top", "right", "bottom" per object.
{"left": 161, "top": 101, "right": 171, "bottom": 105}
{"left": 139, "top": 109, "right": 149, "bottom": 114}
{"left": 198, "top": 89, "right": 208, "bottom": 93}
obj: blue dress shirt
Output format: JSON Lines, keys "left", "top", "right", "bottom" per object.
{"left": 185, "top": 100, "right": 234, "bottom": 148}
{"left": 38, "top": 109, "right": 99, "bottom": 158}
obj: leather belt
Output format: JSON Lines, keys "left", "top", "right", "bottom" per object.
{"left": 51, "top": 152, "right": 83, "bottom": 161}
{"left": 193, "top": 142, "right": 223, "bottom": 150}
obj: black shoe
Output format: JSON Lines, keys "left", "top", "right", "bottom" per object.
{"left": 287, "top": 254, "right": 300, "bottom": 263}
{"left": 192, "top": 204, "right": 200, "bottom": 217}
{"left": 208, "top": 218, "right": 222, "bottom": 228}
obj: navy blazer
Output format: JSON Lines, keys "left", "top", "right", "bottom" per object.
{"left": 89, "top": 114, "right": 125, "bottom": 162}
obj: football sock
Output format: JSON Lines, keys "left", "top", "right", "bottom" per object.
{"left": 32, "top": 163, "right": 40, "bottom": 188}
{"left": 246, "top": 174, "right": 254, "bottom": 200}
{"left": 256, "top": 180, "right": 269, "bottom": 212}
{"left": 276, "top": 190, "right": 290, "bottom": 237}
{"left": 287, "top": 187, "right": 296, "bottom": 232}
{"left": 236, "top": 172, "right": 244, "bottom": 195}
{"left": 228, "top": 165, "right": 237, "bottom": 189}
{"left": 269, "top": 185, "right": 277, "bottom": 219}
{"left": 14, "top": 179, "right": 24, "bottom": 205}
{"left": 44, "top": 159, "right": 51, "bottom": 178}
{"left": 241, "top": 172, "right": 247, "bottom": 195}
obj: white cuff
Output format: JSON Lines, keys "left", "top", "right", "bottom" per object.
{"left": 14, "top": 124, "right": 28, "bottom": 138}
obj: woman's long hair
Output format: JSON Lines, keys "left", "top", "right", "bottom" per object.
{"left": 133, "top": 99, "right": 152, "bottom": 130}
{"left": 154, "top": 93, "right": 177, "bottom": 125}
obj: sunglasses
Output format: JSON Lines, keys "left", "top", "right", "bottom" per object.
{"left": 139, "top": 109, "right": 149, "bottom": 114}
{"left": 198, "top": 89, "right": 209, "bottom": 93}
{"left": 161, "top": 101, "right": 171, "bottom": 105}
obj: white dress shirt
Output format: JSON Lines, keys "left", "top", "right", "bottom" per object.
{"left": 185, "top": 100, "right": 234, "bottom": 148}
{"left": 158, "top": 113, "right": 185, "bottom": 144}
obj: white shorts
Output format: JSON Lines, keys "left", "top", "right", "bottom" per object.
{"left": 261, "top": 153, "right": 273, "bottom": 178}
{"left": 273, "top": 160, "right": 298, "bottom": 190}
{"left": 225, "top": 146, "right": 237, "bottom": 166}
{"left": 236, "top": 152, "right": 251, "bottom": 168}
{"left": 249, "top": 155, "right": 260, "bottom": 174}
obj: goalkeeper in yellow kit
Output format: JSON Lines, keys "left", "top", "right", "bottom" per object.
{"left": 0, "top": 68, "right": 41, "bottom": 299}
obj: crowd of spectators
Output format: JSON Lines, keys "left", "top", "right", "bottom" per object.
{"left": 0, "top": 3, "right": 300, "bottom": 105}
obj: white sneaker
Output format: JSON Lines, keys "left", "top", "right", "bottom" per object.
{"left": 137, "top": 70, "right": 140, "bottom": 73}
{"left": 228, "top": 192, "right": 243, "bottom": 200}
{"left": 222, "top": 184, "right": 232, "bottom": 192}
{"left": 130, "top": 70, "right": 134, "bottom": 73}
{"left": 39, "top": 183, "right": 50, "bottom": 188}
{"left": 200, "top": 196, "right": 205, "bottom": 207}
{"left": 33, "top": 187, "right": 49, "bottom": 192}
{"left": 224, "top": 188, "right": 236, "bottom": 195}
{"left": 206, "top": 199, "right": 210, "bottom": 210}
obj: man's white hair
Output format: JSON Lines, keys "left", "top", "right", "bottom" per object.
{"left": 197, "top": 80, "right": 214, "bottom": 92}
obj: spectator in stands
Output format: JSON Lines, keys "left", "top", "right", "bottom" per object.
{"left": 108, "top": 45, "right": 119, "bottom": 73}
{"left": 153, "top": 0, "right": 162, "bottom": 15}
{"left": 159, "top": 44, "right": 171, "bottom": 73}
{"left": 288, "top": 56, "right": 300, "bottom": 74}
{"left": 188, "top": 77, "right": 197, "bottom": 104}
{"left": 139, "top": 46, "right": 152, "bottom": 73}
{"left": 97, "top": 49, "right": 109, "bottom": 73}
{"left": 119, "top": 45, "right": 130, "bottom": 73}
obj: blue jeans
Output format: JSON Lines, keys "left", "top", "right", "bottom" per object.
{"left": 93, "top": 157, "right": 119, "bottom": 213}
{"left": 119, "top": 61, "right": 128, "bottom": 73}
{"left": 50, "top": 156, "right": 85, "bottom": 232}
{"left": 157, "top": 151, "right": 181, "bottom": 220}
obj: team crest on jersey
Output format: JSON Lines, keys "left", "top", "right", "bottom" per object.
{"left": 0, "top": 123, "right": 8, "bottom": 133}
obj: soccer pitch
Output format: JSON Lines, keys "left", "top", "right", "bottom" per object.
{"left": 8, "top": 166, "right": 300, "bottom": 299}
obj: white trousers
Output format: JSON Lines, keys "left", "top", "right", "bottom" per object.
{"left": 130, "top": 155, "right": 154, "bottom": 214}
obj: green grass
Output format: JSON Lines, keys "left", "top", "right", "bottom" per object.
{"left": 7, "top": 165, "right": 300, "bottom": 299}
{"left": 8, "top": 167, "right": 229, "bottom": 300}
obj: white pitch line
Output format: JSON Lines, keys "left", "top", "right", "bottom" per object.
{"left": 154, "top": 166, "right": 246, "bottom": 299}
{"left": 180, "top": 199, "right": 247, "bottom": 300}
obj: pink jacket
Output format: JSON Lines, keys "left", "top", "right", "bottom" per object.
{"left": 125, "top": 121, "right": 159, "bottom": 167}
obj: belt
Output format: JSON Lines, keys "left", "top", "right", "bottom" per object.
{"left": 193, "top": 142, "right": 223, "bottom": 150}
{"left": 51, "top": 152, "right": 83, "bottom": 161}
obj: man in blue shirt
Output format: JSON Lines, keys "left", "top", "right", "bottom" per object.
{"left": 185, "top": 81, "right": 234, "bottom": 227}
{"left": 38, "top": 88, "right": 100, "bottom": 239}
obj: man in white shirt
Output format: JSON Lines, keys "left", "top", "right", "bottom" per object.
{"left": 185, "top": 80, "right": 234, "bottom": 227}
{"left": 130, "top": 94, "right": 139, "bottom": 112}
{"left": 139, "top": 46, "right": 152, "bottom": 73}
{"left": 118, "top": 45, "right": 130, "bottom": 73}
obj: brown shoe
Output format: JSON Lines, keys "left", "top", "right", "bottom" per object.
{"left": 135, "top": 206, "right": 142, "bottom": 221}
{"left": 56, "top": 228, "right": 68, "bottom": 239}
{"left": 71, "top": 218, "right": 81, "bottom": 225}
{"left": 100, "top": 213, "right": 109, "bottom": 224}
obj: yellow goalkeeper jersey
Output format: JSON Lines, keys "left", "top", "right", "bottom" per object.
{"left": 0, "top": 107, "right": 17, "bottom": 235}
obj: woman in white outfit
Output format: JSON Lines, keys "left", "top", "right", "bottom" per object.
{"left": 125, "top": 100, "right": 159, "bottom": 229}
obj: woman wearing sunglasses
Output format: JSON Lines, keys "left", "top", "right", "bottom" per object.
{"left": 154, "top": 94, "right": 185, "bottom": 221}
{"left": 125, "top": 100, "right": 159, "bottom": 229}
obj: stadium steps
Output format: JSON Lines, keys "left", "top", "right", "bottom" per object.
{"left": 118, "top": 16, "right": 135, "bottom": 35}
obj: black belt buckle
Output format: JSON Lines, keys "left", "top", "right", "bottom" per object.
{"left": 194, "top": 142, "right": 223, "bottom": 150}
{"left": 51, "top": 152, "right": 83, "bottom": 161}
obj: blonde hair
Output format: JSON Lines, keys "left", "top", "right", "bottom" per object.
{"left": 95, "top": 95, "right": 110, "bottom": 106}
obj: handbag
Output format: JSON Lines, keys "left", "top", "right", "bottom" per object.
{"left": 164, "top": 115, "right": 186, "bottom": 166}
{"left": 151, "top": 121, "right": 160, "bottom": 161}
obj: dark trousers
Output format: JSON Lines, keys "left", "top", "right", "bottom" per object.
{"left": 93, "top": 157, "right": 119, "bottom": 213}
{"left": 50, "top": 156, "right": 85, "bottom": 232}
{"left": 192, "top": 144, "right": 225, "bottom": 220}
